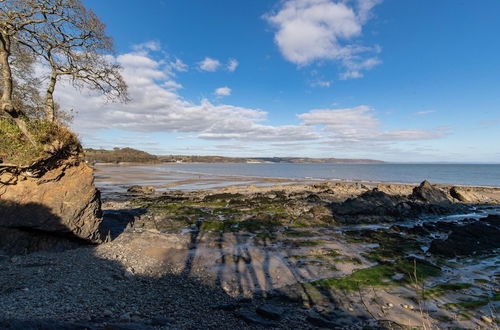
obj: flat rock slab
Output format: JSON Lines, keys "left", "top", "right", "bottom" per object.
{"left": 256, "top": 304, "right": 285, "bottom": 320}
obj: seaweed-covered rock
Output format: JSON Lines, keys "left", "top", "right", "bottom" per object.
{"left": 333, "top": 189, "right": 401, "bottom": 216}
{"left": 429, "top": 218, "right": 500, "bottom": 257}
{"left": 127, "top": 185, "right": 155, "bottom": 194}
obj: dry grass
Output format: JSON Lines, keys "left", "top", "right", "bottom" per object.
{"left": 0, "top": 117, "right": 79, "bottom": 166}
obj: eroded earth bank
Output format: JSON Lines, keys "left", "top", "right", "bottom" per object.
{"left": 1, "top": 168, "right": 499, "bottom": 328}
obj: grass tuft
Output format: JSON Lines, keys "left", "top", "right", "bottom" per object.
{"left": 0, "top": 118, "right": 78, "bottom": 166}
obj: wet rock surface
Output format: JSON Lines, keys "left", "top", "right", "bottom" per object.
{"left": 429, "top": 214, "right": 500, "bottom": 257}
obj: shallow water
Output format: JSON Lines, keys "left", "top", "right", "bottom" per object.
{"left": 95, "top": 163, "right": 500, "bottom": 192}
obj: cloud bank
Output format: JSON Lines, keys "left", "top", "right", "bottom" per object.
{"left": 265, "top": 0, "right": 382, "bottom": 79}
{"left": 55, "top": 45, "right": 447, "bottom": 156}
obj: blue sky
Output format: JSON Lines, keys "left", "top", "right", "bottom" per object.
{"left": 58, "top": 0, "right": 500, "bottom": 162}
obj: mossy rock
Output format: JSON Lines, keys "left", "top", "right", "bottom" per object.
{"left": 312, "top": 257, "right": 441, "bottom": 291}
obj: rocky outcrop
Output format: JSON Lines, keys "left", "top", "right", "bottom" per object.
{"left": 449, "top": 186, "right": 489, "bottom": 203}
{"left": 127, "top": 185, "right": 155, "bottom": 195}
{"left": 331, "top": 181, "right": 469, "bottom": 223}
{"left": 411, "top": 180, "right": 450, "bottom": 204}
{"left": 0, "top": 156, "right": 103, "bottom": 242}
{"left": 429, "top": 214, "right": 500, "bottom": 257}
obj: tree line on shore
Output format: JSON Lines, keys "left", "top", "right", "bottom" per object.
{"left": 84, "top": 147, "right": 384, "bottom": 164}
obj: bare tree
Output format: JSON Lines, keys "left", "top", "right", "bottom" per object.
{"left": 0, "top": 0, "right": 127, "bottom": 127}
{"left": 0, "top": 0, "right": 44, "bottom": 142}
{"left": 9, "top": 39, "right": 45, "bottom": 118}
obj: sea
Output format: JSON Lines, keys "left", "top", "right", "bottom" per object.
{"left": 94, "top": 163, "right": 500, "bottom": 196}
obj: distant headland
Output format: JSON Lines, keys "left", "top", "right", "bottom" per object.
{"left": 84, "top": 147, "right": 385, "bottom": 164}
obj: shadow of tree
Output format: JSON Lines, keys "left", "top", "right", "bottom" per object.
{"left": 100, "top": 207, "right": 147, "bottom": 240}
{"left": 0, "top": 201, "right": 91, "bottom": 255}
{"left": 0, "top": 198, "right": 481, "bottom": 329}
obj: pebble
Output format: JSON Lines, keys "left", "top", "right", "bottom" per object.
{"left": 481, "top": 316, "right": 493, "bottom": 324}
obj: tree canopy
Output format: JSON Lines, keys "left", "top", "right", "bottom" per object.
{"left": 0, "top": 0, "right": 127, "bottom": 129}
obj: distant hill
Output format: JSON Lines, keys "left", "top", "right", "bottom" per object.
{"left": 84, "top": 148, "right": 384, "bottom": 164}
{"left": 85, "top": 148, "right": 158, "bottom": 163}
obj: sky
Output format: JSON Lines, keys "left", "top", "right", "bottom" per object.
{"left": 56, "top": 0, "right": 500, "bottom": 162}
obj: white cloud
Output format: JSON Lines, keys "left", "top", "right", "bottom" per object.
{"left": 54, "top": 46, "right": 447, "bottom": 155}
{"left": 198, "top": 57, "right": 221, "bottom": 72}
{"left": 415, "top": 110, "right": 436, "bottom": 115}
{"left": 310, "top": 80, "right": 332, "bottom": 87}
{"left": 340, "top": 56, "right": 381, "bottom": 79}
{"left": 298, "top": 106, "right": 448, "bottom": 142}
{"left": 169, "top": 58, "right": 188, "bottom": 72}
{"left": 215, "top": 86, "right": 232, "bottom": 96}
{"left": 227, "top": 58, "right": 239, "bottom": 72}
{"left": 163, "top": 80, "right": 183, "bottom": 90}
{"left": 265, "top": 0, "right": 382, "bottom": 79}
{"left": 56, "top": 50, "right": 318, "bottom": 142}
{"left": 132, "top": 40, "right": 161, "bottom": 52}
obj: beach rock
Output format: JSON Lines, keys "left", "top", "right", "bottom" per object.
{"left": 127, "top": 185, "right": 155, "bottom": 195}
{"left": 236, "top": 309, "right": 278, "bottom": 327}
{"left": 449, "top": 187, "right": 477, "bottom": 203}
{"left": 336, "top": 189, "right": 400, "bottom": 214}
{"left": 256, "top": 303, "right": 284, "bottom": 320}
{"left": 306, "top": 313, "right": 336, "bottom": 328}
{"left": 411, "top": 180, "right": 449, "bottom": 204}
{"left": 0, "top": 158, "right": 103, "bottom": 242}
{"left": 429, "top": 220, "right": 500, "bottom": 257}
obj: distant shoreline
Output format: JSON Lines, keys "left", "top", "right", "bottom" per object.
{"left": 93, "top": 163, "right": 500, "bottom": 190}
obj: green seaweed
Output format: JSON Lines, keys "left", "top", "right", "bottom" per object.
{"left": 312, "top": 258, "right": 441, "bottom": 291}
{"left": 290, "top": 240, "right": 323, "bottom": 247}
{"left": 255, "top": 232, "right": 277, "bottom": 240}
{"left": 446, "top": 300, "right": 489, "bottom": 309}
{"left": 283, "top": 230, "right": 314, "bottom": 237}
{"left": 423, "top": 282, "right": 473, "bottom": 298}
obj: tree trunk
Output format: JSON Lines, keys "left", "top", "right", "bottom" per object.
{"left": 44, "top": 70, "right": 57, "bottom": 122}
{"left": 0, "top": 33, "right": 14, "bottom": 114}
{"left": 0, "top": 32, "right": 36, "bottom": 146}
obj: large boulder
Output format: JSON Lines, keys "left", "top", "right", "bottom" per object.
{"left": 333, "top": 189, "right": 401, "bottom": 216}
{"left": 0, "top": 158, "right": 103, "bottom": 242}
{"left": 411, "top": 180, "right": 450, "bottom": 204}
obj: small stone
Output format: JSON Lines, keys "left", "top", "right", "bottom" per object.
{"left": 392, "top": 273, "right": 404, "bottom": 281}
{"left": 256, "top": 304, "right": 284, "bottom": 321}
{"left": 481, "top": 316, "right": 493, "bottom": 324}
{"left": 212, "top": 303, "right": 239, "bottom": 311}
{"left": 103, "top": 309, "right": 113, "bottom": 317}
{"left": 387, "top": 303, "right": 394, "bottom": 308}
{"left": 150, "top": 317, "right": 171, "bottom": 326}
{"left": 348, "top": 307, "right": 354, "bottom": 312}
{"left": 236, "top": 310, "right": 278, "bottom": 327}
{"left": 306, "top": 314, "right": 335, "bottom": 328}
